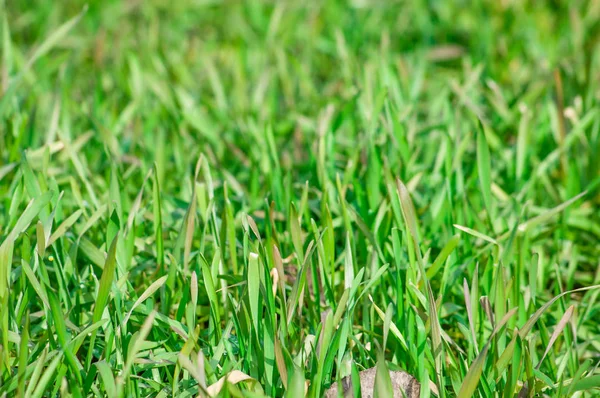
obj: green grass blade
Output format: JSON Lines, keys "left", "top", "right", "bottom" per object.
{"left": 30, "top": 351, "right": 63, "bottom": 398}
{"left": 458, "top": 344, "right": 488, "bottom": 398}
{"left": 248, "top": 252, "right": 261, "bottom": 337}
{"left": 2, "top": 191, "right": 52, "bottom": 247}
{"left": 86, "top": 234, "right": 119, "bottom": 368}
{"left": 477, "top": 125, "right": 494, "bottom": 225}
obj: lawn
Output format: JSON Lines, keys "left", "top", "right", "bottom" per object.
{"left": 1, "top": 0, "right": 600, "bottom": 397}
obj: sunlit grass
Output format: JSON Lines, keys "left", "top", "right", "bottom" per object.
{"left": 1, "top": 1, "right": 600, "bottom": 396}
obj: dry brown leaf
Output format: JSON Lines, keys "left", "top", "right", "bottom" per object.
{"left": 426, "top": 45, "right": 465, "bottom": 61}
{"left": 206, "top": 370, "right": 254, "bottom": 396}
{"left": 324, "top": 367, "right": 420, "bottom": 398}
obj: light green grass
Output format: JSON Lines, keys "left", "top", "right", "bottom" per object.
{"left": 1, "top": 0, "right": 600, "bottom": 397}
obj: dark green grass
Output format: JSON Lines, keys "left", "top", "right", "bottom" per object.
{"left": 1, "top": 0, "right": 600, "bottom": 396}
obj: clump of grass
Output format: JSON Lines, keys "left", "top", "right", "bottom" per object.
{"left": 1, "top": 1, "right": 600, "bottom": 397}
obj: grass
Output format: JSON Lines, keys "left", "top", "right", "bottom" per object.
{"left": 1, "top": 0, "right": 600, "bottom": 396}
